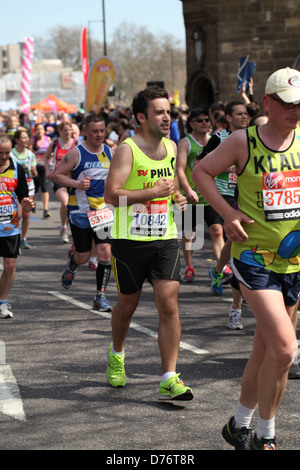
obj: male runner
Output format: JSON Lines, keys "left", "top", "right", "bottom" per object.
{"left": 176, "top": 108, "right": 210, "bottom": 283}
{"left": 53, "top": 113, "right": 113, "bottom": 312}
{"left": 0, "top": 134, "right": 33, "bottom": 318}
{"left": 104, "top": 85, "right": 193, "bottom": 400}
{"left": 193, "top": 67, "right": 300, "bottom": 449}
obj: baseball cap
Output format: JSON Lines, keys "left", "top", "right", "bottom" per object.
{"left": 265, "top": 67, "right": 300, "bottom": 103}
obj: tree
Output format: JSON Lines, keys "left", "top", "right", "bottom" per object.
{"left": 33, "top": 22, "right": 186, "bottom": 106}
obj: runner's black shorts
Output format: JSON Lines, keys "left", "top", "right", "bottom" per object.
{"left": 0, "top": 234, "right": 20, "bottom": 258}
{"left": 111, "top": 238, "right": 181, "bottom": 294}
{"left": 70, "top": 221, "right": 111, "bottom": 253}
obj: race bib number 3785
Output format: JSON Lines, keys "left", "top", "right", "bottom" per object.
{"left": 263, "top": 170, "right": 300, "bottom": 221}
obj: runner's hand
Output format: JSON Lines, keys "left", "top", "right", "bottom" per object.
{"left": 154, "top": 178, "right": 174, "bottom": 198}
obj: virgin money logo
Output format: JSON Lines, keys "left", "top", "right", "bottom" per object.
{"left": 264, "top": 172, "right": 285, "bottom": 189}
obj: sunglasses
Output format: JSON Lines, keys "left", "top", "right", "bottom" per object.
{"left": 192, "top": 118, "right": 209, "bottom": 123}
{"left": 269, "top": 95, "right": 300, "bottom": 110}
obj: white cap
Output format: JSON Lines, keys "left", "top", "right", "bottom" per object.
{"left": 265, "top": 67, "right": 300, "bottom": 103}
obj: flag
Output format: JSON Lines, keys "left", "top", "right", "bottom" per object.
{"left": 237, "top": 56, "right": 255, "bottom": 93}
{"left": 85, "top": 56, "right": 117, "bottom": 113}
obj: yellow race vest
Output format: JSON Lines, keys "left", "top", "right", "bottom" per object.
{"left": 232, "top": 125, "right": 300, "bottom": 273}
{"left": 111, "top": 137, "right": 178, "bottom": 240}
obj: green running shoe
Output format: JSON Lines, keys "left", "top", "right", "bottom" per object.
{"left": 158, "top": 373, "right": 193, "bottom": 401}
{"left": 106, "top": 343, "right": 126, "bottom": 388}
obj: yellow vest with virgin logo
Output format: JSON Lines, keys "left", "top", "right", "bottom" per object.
{"left": 232, "top": 125, "right": 300, "bottom": 273}
{"left": 110, "top": 137, "right": 178, "bottom": 240}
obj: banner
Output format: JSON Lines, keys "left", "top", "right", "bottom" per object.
{"left": 85, "top": 56, "right": 117, "bottom": 113}
{"left": 237, "top": 55, "right": 255, "bottom": 93}
{"left": 20, "top": 37, "right": 34, "bottom": 113}
{"left": 81, "top": 27, "right": 89, "bottom": 86}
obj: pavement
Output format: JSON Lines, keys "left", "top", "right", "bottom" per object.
{"left": 0, "top": 194, "right": 299, "bottom": 453}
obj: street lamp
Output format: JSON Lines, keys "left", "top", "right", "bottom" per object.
{"left": 88, "top": 0, "right": 107, "bottom": 64}
{"left": 102, "top": 0, "right": 107, "bottom": 56}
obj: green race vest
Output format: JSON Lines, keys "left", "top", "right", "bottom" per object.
{"left": 111, "top": 137, "right": 178, "bottom": 240}
{"left": 184, "top": 134, "right": 208, "bottom": 206}
{"left": 232, "top": 125, "right": 300, "bottom": 273}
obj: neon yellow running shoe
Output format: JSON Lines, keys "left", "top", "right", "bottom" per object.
{"left": 106, "top": 343, "right": 126, "bottom": 388}
{"left": 158, "top": 373, "right": 193, "bottom": 401}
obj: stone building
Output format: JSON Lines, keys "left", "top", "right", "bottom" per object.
{"left": 180, "top": 0, "right": 300, "bottom": 109}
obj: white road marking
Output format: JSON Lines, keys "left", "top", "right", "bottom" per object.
{"left": 0, "top": 365, "right": 26, "bottom": 421}
{"left": 49, "top": 290, "right": 208, "bottom": 355}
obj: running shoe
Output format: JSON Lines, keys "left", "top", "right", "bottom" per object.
{"left": 88, "top": 261, "right": 98, "bottom": 271}
{"left": 221, "top": 265, "right": 233, "bottom": 285}
{"left": 158, "top": 373, "right": 193, "bottom": 401}
{"left": 93, "top": 295, "right": 112, "bottom": 312}
{"left": 61, "top": 262, "right": 76, "bottom": 289}
{"left": 0, "top": 303, "right": 13, "bottom": 318}
{"left": 222, "top": 416, "right": 253, "bottom": 450}
{"left": 209, "top": 267, "right": 223, "bottom": 296}
{"left": 59, "top": 228, "right": 69, "bottom": 244}
{"left": 21, "top": 239, "right": 31, "bottom": 249}
{"left": 182, "top": 265, "right": 195, "bottom": 283}
{"left": 228, "top": 305, "right": 243, "bottom": 330}
{"left": 43, "top": 209, "right": 51, "bottom": 218}
{"left": 106, "top": 343, "right": 126, "bottom": 388}
{"left": 252, "top": 434, "right": 276, "bottom": 450}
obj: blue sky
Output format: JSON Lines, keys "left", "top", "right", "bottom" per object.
{"left": 1, "top": 0, "right": 185, "bottom": 48}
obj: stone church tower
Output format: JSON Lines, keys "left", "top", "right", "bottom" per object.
{"left": 180, "top": 0, "right": 300, "bottom": 109}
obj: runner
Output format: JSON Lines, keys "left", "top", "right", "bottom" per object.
{"left": 104, "top": 85, "right": 193, "bottom": 400}
{"left": 44, "top": 121, "right": 76, "bottom": 244}
{"left": 32, "top": 123, "right": 51, "bottom": 218}
{"left": 11, "top": 129, "right": 37, "bottom": 249}
{"left": 53, "top": 113, "right": 113, "bottom": 312}
{"left": 176, "top": 108, "right": 210, "bottom": 283}
{"left": 193, "top": 67, "right": 300, "bottom": 449}
{"left": 0, "top": 134, "right": 33, "bottom": 318}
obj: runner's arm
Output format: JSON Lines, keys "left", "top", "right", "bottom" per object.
{"left": 52, "top": 147, "right": 89, "bottom": 190}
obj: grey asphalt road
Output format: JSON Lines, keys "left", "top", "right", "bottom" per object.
{"left": 0, "top": 196, "right": 299, "bottom": 453}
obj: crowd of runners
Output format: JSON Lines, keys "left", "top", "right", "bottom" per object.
{"left": 0, "top": 67, "right": 299, "bottom": 450}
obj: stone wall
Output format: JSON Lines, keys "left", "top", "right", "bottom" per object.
{"left": 180, "top": 0, "right": 300, "bottom": 108}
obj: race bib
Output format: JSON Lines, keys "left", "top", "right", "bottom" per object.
{"left": 228, "top": 167, "right": 237, "bottom": 190}
{"left": 263, "top": 170, "right": 300, "bottom": 221}
{"left": 86, "top": 207, "right": 114, "bottom": 231}
{"left": 130, "top": 200, "right": 168, "bottom": 237}
{"left": 26, "top": 177, "right": 35, "bottom": 194}
{"left": 0, "top": 195, "right": 14, "bottom": 223}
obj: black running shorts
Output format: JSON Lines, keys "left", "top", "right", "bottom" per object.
{"left": 0, "top": 234, "right": 20, "bottom": 258}
{"left": 232, "top": 258, "right": 300, "bottom": 307}
{"left": 111, "top": 238, "right": 181, "bottom": 294}
{"left": 70, "top": 221, "right": 111, "bottom": 253}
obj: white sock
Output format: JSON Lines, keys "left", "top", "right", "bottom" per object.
{"left": 256, "top": 416, "right": 275, "bottom": 439}
{"left": 162, "top": 371, "right": 176, "bottom": 383}
{"left": 112, "top": 346, "right": 124, "bottom": 357}
{"left": 233, "top": 401, "right": 256, "bottom": 428}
